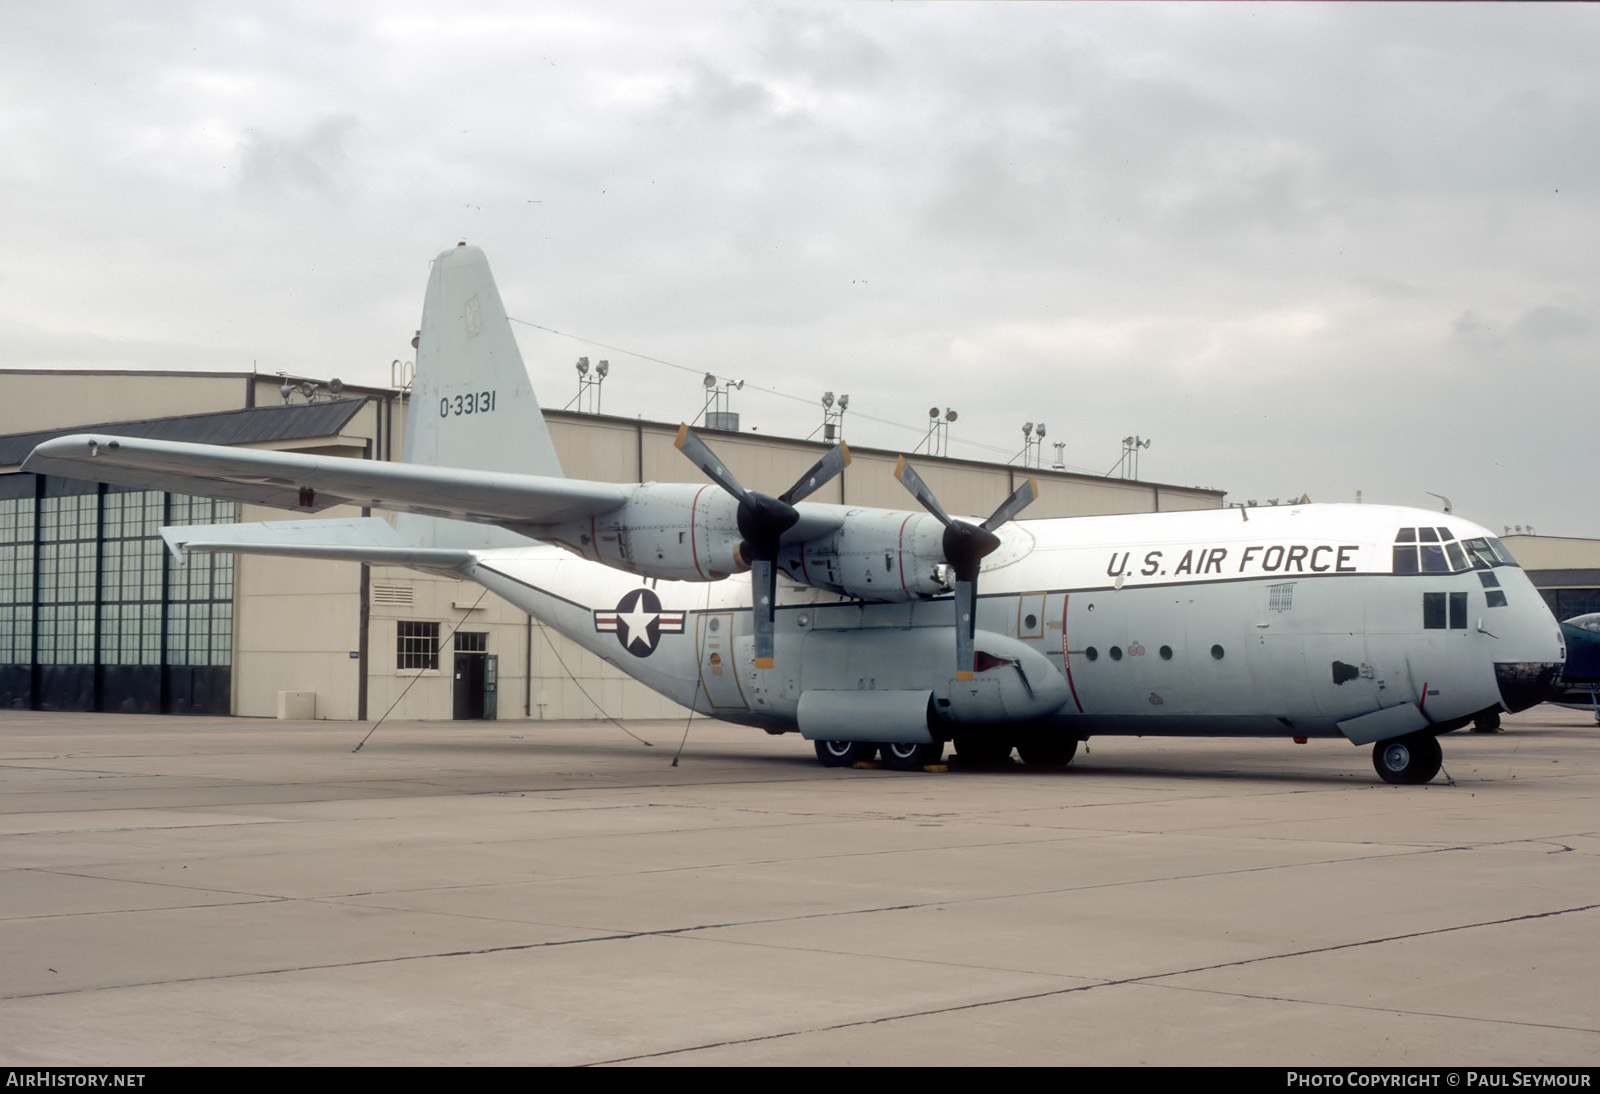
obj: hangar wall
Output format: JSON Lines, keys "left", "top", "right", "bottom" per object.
{"left": 1, "top": 368, "right": 1225, "bottom": 722}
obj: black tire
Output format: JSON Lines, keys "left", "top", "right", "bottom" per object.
{"left": 814, "top": 740, "right": 877, "bottom": 768}
{"left": 879, "top": 740, "right": 944, "bottom": 771}
{"left": 952, "top": 734, "right": 1013, "bottom": 766}
{"left": 1472, "top": 712, "right": 1502, "bottom": 733}
{"left": 1372, "top": 732, "right": 1443, "bottom": 785}
{"left": 1017, "top": 734, "right": 1078, "bottom": 768}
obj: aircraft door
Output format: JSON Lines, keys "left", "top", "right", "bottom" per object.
{"left": 696, "top": 613, "right": 748, "bottom": 711}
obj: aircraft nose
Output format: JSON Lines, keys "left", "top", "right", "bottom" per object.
{"left": 1495, "top": 661, "right": 1566, "bottom": 712}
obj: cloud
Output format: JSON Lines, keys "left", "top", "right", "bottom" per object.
{"left": 239, "top": 115, "right": 366, "bottom": 197}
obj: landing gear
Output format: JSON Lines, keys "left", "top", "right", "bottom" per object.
{"left": 814, "top": 740, "right": 878, "bottom": 768}
{"left": 1472, "top": 712, "right": 1503, "bottom": 733}
{"left": 1372, "top": 732, "right": 1443, "bottom": 785}
{"left": 952, "top": 734, "right": 1013, "bottom": 766}
{"left": 880, "top": 740, "right": 945, "bottom": 771}
{"left": 1016, "top": 734, "right": 1078, "bottom": 769}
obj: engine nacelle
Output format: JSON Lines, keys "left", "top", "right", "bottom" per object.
{"left": 777, "top": 507, "right": 950, "bottom": 602}
{"left": 541, "top": 483, "right": 748, "bottom": 581}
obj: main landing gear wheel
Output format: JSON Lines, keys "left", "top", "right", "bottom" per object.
{"left": 1373, "top": 732, "right": 1443, "bottom": 785}
{"left": 952, "top": 735, "right": 1013, "bottom": 766}
{"left": 814, "top": 740, "right": 878, "bottom": 768}
{"left": 1016, "top": 734, "right": 1078, "bottom": 769}
{"left": 880, "top": 740, "right": 945, "bottom": 771}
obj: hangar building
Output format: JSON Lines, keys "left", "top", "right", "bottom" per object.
{"left": 0, "top": 368, "right": 1226, "bottom": 722}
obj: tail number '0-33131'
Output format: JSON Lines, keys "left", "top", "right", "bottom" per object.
{"left": 440, "top": 391, "right": 497, "bottom": 417}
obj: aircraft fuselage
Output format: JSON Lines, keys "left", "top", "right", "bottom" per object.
{"left": 466, "top": 501, "right": 1566, "bottom": 747}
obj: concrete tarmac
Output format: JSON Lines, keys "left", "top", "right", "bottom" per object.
{"left": 2, "top": 706, "right": 1598, "bottom": 1067}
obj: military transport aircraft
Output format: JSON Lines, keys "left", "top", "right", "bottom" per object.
{"left": 23, "top": 245, "right": 1569, "bottom": 784}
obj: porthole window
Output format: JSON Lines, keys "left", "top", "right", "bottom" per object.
{"left": 1160, "top": 645, "right": 1172, "bottom": 660}
{"left": 1211, "top": 644, "right": 1225, "bottom": 660}
{"left": 1024, "top": 614, "right": 1038, "bottom": 630}
{"left": 1085, "top": 646, "right": 1099, "bottom": 661}
{"left": 1109, "top": 646, "right": 1123, "bottom": 661}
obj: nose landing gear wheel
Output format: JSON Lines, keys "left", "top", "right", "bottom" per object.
{"left": 814, "top": 740, "right": 878, "bottom": 768}
{"left": 1373, "top": 732, "right": 1443, "bottom": 785}
{"left": 880, "top": 740, "right": 944, "bottom": 771}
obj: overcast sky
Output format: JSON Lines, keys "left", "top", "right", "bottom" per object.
{"left": 3, "top": 2, "right": 1597, "bottom": 536}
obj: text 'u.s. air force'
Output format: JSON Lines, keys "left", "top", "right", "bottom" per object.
{"left": 1106, "top": 544, "right": 1361, "bottom": 579}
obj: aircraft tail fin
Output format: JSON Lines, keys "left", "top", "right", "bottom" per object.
{"left": 401, "top": 243, "right": 562, "bottom": 549}
{"left": 404, "top": 243, "right": 563, "bottom": 478}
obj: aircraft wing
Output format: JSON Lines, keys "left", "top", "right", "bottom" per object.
{"left": 23, "top": 434, "right": 628, "bottom": 528}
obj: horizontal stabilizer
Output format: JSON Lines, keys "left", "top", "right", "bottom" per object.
{"left": 26, "top": 435, "right": 626, "bottom": 531}
{"left": 162, "top": 517, "right": 476, "bottom": 571}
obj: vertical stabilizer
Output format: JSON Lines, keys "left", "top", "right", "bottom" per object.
{"left": 400, "top": 244, "right": 561, "bottom": 548}
{"left": 404, "top": 243, "right": 563, "bottom": 477}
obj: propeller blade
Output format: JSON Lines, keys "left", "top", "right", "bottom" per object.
{"left": 751, "top": 557, "right": 777, "bottom": 668}
{"left": 779, "top": 442, "right": 851, "bottom": 505}
{"left": 953, "top": 577, "right": 978, "bottom": 681}
{"left": 675, "top": 423, "right": 749, "bottom": 501}
{"left": 675, "top": 425, "right": 803, "bottom": 671}
{"left": 893, "top": 456, "right": 955, "bottom": 527}
{"left": 982, "top": 476, "right": 1037, "bottom": 532}
{"left": 895, "top": 455, "right": 1029, "bottom": 680}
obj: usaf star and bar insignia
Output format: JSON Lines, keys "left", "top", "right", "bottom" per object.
{"left": 594, "top": 588, "right": 685, "bottom": 657}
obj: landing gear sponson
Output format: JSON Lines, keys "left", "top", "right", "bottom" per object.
{"left": 813, "top": 735, "right": 1083, "bottom": 771}
{"left": 821, "top": 732, "right": 1452, "bottom": 785}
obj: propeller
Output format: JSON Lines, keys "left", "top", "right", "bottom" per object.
{"left": 894, "top": 456, "right": 1037, "bottom": 680}
{"left": 675, "top": 424, "right": 851, "bottom": 668}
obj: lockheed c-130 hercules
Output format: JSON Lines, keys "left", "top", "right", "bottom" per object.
{"left": 23, "top": 245, "right": 1569, "bottom": 784}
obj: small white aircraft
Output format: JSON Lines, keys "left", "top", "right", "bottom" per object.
{"left": 24, "top": 245, "right": 1569, "bottom": 784}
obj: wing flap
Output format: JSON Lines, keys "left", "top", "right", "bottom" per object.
{"left": 25, "top": 435, "right": 627, "bottom": 527}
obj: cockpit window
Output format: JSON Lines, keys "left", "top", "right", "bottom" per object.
{"left": 1462, "top": 538, "right": 1496, "bottom": 569}
{"left": 1396, "top": 530, "right": 1514, "bottom": 574}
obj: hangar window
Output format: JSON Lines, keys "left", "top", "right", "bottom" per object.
{"left": 397, "top": 621, "right": 441, "bottom": 670}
